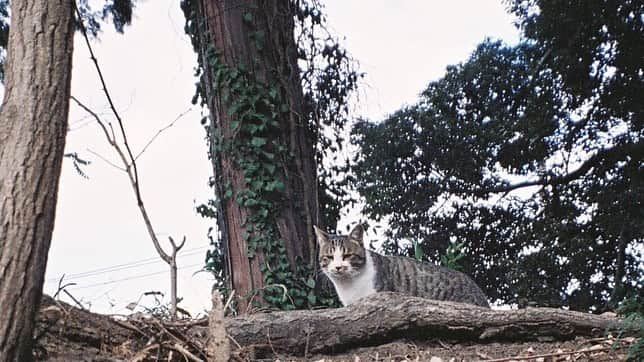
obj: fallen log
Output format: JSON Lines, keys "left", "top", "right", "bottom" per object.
{"left": 222, "top": 292, "right": 628, "bottom": 355}
{"left": 37, "top": 292, "right": 632, "bottom": 359}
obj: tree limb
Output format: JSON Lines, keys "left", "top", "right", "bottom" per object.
{"left": 469, "top": 140, "right": 643, "bottom": 196}
{"left": 71, "top": 7, "right": 190, "bottom": 316}
{"left": 73, "top": 2, "right": 142, "bottom": 205}
{"left": 134, "top": 108, "right": 192, "bottom": 162}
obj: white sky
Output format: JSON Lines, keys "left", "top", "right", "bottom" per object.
{"left": 33, "top": 0, "right": 519, "bottom": 315}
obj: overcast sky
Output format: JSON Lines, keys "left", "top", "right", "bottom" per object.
{"left": 38, "top": 0, "right": 520, "bottom": 315}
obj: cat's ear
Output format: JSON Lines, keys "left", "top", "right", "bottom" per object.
{"left": 348, "top": 224, "right": 364, "bottom": 243}
{"left": 313, "top": 225, "right": 330, "bottom": 245}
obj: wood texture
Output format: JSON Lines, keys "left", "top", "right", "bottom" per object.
{"left": 36, "top": 293, "right": 631, "bottom": 359}
{"left": 223, "top": 292, "right": 627, "bottom": 355}
{"left": 0, "top": 0, "right": 74, "bottom": 360}
{"left": 197, "top": 0, "right": 318, "bottom": 311}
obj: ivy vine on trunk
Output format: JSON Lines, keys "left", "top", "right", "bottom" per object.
{"left": 181, "top": 0, "right": 359, "bottom": 311}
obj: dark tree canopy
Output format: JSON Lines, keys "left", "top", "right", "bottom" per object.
{"left": 0, "top": 0, "right": 135, "bottom": 80}
{"left": 352, "top": 0, "right": 643, "bottom": 312}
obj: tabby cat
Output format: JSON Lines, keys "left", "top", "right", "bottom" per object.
{"left": 315, "top": 224, "right": 489, "bottom": 307}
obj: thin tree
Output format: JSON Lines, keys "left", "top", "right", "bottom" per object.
{"left": 71, "top": 3, "right": 187, "bottom": 319}
{"left": 0, "top": 0, "right": 75, "bottom": 360}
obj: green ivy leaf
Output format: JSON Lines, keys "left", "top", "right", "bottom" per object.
{"left": 251, "top": 137, "right": 267, "bottom": 147}
{"left": 307, "top": 294, "right": 317, "bottom": 305}
{"left": 258, "top": 208, "right": 268, "bottom": 218}
{"left": 265, "top": 179, "right": 284, "bottom": 191}
{"left": 243, "top": 12, "right": 253, "bottom": 23}
{"left": 264, "top": 163, "right": 276, "bottom": 174}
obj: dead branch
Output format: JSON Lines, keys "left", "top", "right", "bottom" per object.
{"left": 86, "top": 148, "right": 126, "bottom": 172}
{"left": 73, "top": 3, "right": 141, "bottom": 202}
{"left": 72, "top": 0, "right": 191, "bottom": 318}
{"left": 134, "top": 107, "right": 192, "bottom": 161}
{"left": 206, "top": 290, "right": 230, "bottom": 362}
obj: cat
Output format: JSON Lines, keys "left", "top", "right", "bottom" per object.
{"left": 315, "top": 224, "right": 489, "bottom": 307}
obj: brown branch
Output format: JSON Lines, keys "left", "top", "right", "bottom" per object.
{"left": 167, "top": 342, "right": 204, "bottom": 362}
{"left": 86, "top": 148, "right": 126, "bottom": 172}
{"left": 70, "top": 14, "right": 190, "bottom": 316}
{"left": 70, "top": 96, "right": 172, "bottom": 265}
{"left": 468, "top": 140, "right": 643, "bottom": 196}
{"left": 70, "top": 96, "right": 113, "bottom": 144}
{"left": 73, "top": 2, "right": 142, "bottom": 205}
{"left": 134, "top": 107, "right": 193, "bottom": 161}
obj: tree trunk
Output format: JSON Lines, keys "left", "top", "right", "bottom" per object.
{"left": 609, "top": 226, "right": 628, "bottom": 307}
{"left": 0, "top": 0, "right": 74, "bottom": 360}
{"left": 196, "top": 0, "right": 318, "bottom": 311}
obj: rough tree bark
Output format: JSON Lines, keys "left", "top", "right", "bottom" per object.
{"left": 35, "top": 293, "right": 633, "bottom": 359}
{"left": 0, "top": 0, "right": 75, "bottom": 360}
{"left": 196, "top": 0, "right": 318, "bottom": 311}
{"left": 222, "top": 292, "right": 628, "bottom": 355}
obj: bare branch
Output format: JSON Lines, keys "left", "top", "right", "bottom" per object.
{"left": 70, "top": 96, "right": 113, "bottom": 144}
{"left": 72, "top": 4, "right": 188, "bottom": 319}
{"left": 73, "top": 2, "right": 142, "bottom": 205}
{"left": 134, "top": 108, "right": 193, "bottom": 161}
{"left": 86, "top": 148, "right": 126, "bottom": 172}
{"left": 71, "top": 97, "right": 133, "bottom": 175}
{"left": 168, "top": 236, "right": 187, "bottom": 253}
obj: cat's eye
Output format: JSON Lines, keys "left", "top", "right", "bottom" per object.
{"left": 343, "top": 254, "right": 357, "bottom": 260}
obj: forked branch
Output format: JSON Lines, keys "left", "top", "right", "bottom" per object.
{"left": 71, "top": 3, "right": 188, "bottom": 318}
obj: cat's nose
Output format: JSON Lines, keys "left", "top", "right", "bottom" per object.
{"left": 335, "top": 265, "right": 344, "bottom": 272}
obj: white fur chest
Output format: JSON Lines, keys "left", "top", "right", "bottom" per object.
{"left": 326, "top": 252, "right": 377, "bottom": 305}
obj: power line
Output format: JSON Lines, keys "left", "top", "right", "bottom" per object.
{"left": 45, "top": 245, "right": 209, "bottom": 283}
{"left": 66, "top": 262, "right": 205, "bottom": 290}
{"left": 45, "top": 247, "right": 206, "bottom": 283}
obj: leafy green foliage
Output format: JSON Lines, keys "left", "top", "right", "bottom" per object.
{"left": 207, "top": 45, "right": 313, "bottom": 309}
{"left": 294, "top": 0, "right": 362, "bottom": 230}
{"left": 440, "top": 242, "right": 465, "bottom": 271}
{"left": 101, "top": 0, "right": 134, "bottom": 33}
{"left": 617, "top": 296, "right": 643, "bottom": 360}
{"left": 413, "top": 240, "right": 424, "bottom": 261}
{"left": 132, "top": 291, "right": 190, "bottom": 319}
{"left": 182, "top": 0, "right": 356, "bottom": 310}
{"left": 75, "top": 0, "right": 134, "bottom": 36}
{"left": 64, "top": 152, "right": 91, "bottom": 179}
{"left": 353, "top": 1, "right": 643, "bottom": 311}
{"left": 0, "top": 0, "right": 135, "bottom": 81}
